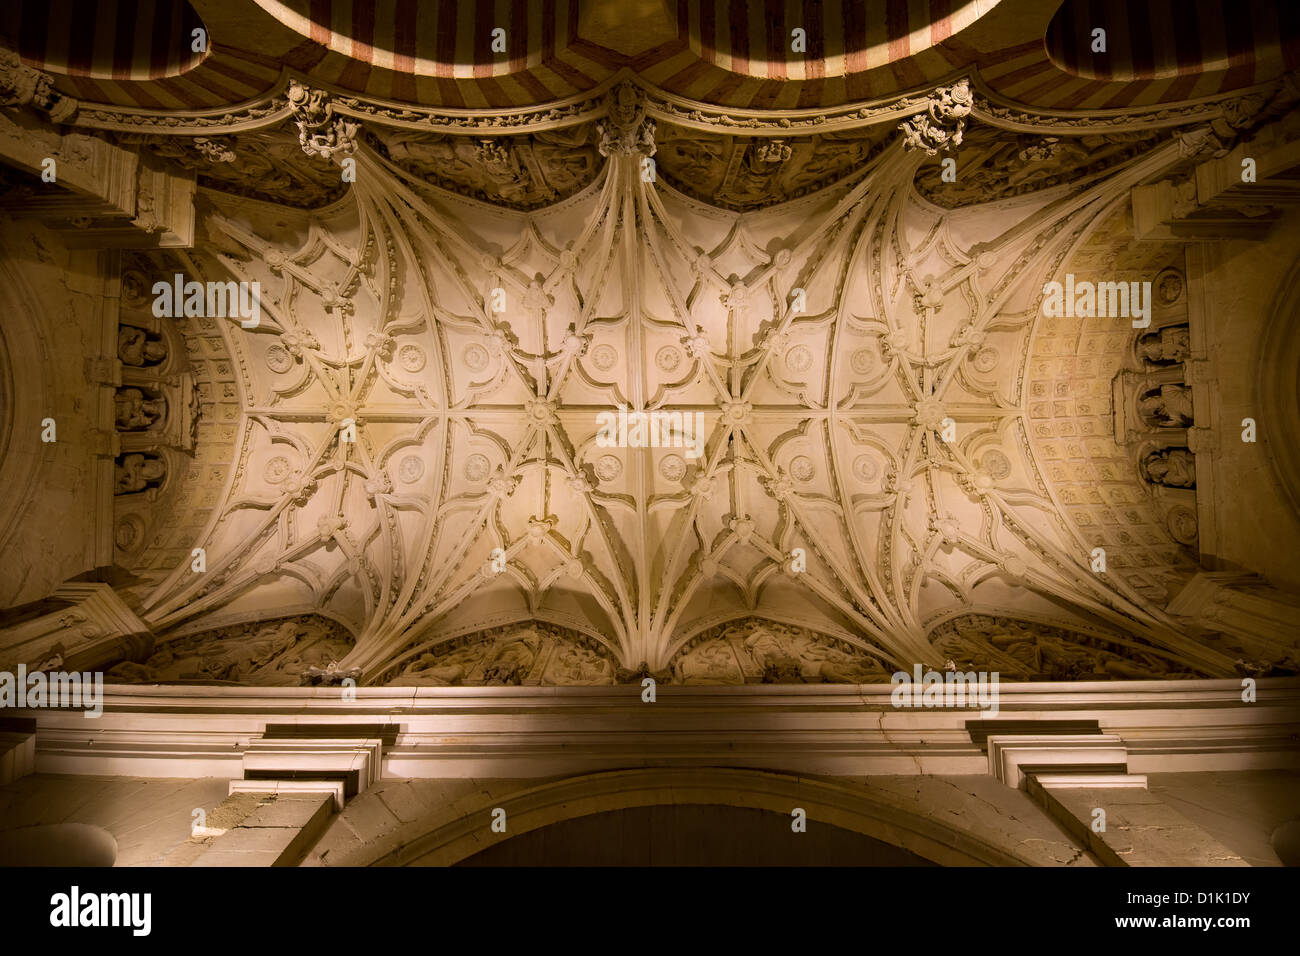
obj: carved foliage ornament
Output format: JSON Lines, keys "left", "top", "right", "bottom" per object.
{"left": 597, "top": 82, "right": 656, "bottom": 158}
{"left": 0, "top": 44, "right": 77, "bottom": 123}
{"left": 898, "top": 79, "right": 972, "bottom": 155}
{"left": 287, "top": 79, "right": 358, "bottom": 161}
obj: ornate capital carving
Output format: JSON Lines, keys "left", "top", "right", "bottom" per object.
{"left": 597, "top": 82, "right": 656, "bottom": 157}
{"left": 899, "top": 79, "right": 972, "bottom": 155}
{"left": 286, "top": 79, "right": 359, "bottom": 161}
{"left": 0, "top": 45, "right": 77, "bottom": 124}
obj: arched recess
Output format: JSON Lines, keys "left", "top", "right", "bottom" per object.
{"left": 1256, "top": 256, "right": 1300, "bottom": 518}
{"left": 0, "top": 250, "right": 51, "bottom": 607}
{"left": 0, "top": 824, "right": 117, "bottom": 866}
{"left": 455, "top": 804, "right": 936, "bottom": 866}
{"left": 364, "top": 767, "right": 1054, "bottom": 867}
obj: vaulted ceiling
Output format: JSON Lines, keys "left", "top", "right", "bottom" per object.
{"left": 7, "top": 0, "right": 1297, "bottom": 683}
{"left": 121, "top": 78, "right": 1291, "bottom": 681}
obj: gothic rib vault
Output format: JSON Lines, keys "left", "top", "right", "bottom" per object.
{"left": 2, "top": 0, "right": 1298, "bottom": 691}
{"left": 91, "top": 74, "right": 1279, "bottom": 686}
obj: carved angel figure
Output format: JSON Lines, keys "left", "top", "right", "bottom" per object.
{"left": 117, "top": 326, "right": 167, "bottom": 366}
{"left": 1141, "top": 448, "right": 1196, "bottom": 488}
{"left": 114, "top": 388, "right": 166, "bottom": 430}
{"left": 673, "top": 639, "right": 742, "bottom": 685}
{"left": 1137, "top": 325, "right": 1191, "bottom": 364}
{"left": 114, "top": 453, "right": 166, "bottom": 494}
{"left": 1138, "top": 384, "right": 1194, "bottom": 428}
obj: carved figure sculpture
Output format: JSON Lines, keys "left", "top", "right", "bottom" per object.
{"left": 1141, "top": 448, "right": 1197, "bottom": 488}
{"left": 117, "top": 326, "right": 167, "bottom": 366}
{"left": 114, "top": 453, "right": 166, "bottom": 494}
{"left": 1138, "top": 384, "right": 1194, "bottom": 428}
{"left": 1137, "top": 325, "right": 1191, "bottom": 364}
{"left": 114, "top": 387, "right": 166, "bottom": 430}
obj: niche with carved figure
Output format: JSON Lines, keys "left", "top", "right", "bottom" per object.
{"left": 113, "top": 386, "right": 168, "bottom": 432}
{"left": 113, "top": 452, "right": 167, "bottom": 497}
{"left": 1137, "top": 383, "right": 1194, "bottom": 428}
{"left": 1135, "top": 323, "right": 1191, "bottom": 367}
{"left": 116, "top": 323, "right": 168, "bottom": 368}
{"left": 1140, "top": 447, "right": 1196, "bottom": 489}
{"left": 1137, "top": 445, "right": 1201, "bottom": 550}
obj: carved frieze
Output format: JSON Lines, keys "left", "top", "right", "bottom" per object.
{"left": 127, "top": 124, "right": 348, "bottom": 208}
{"left": 369, "top": 123, "right": 599, "bottom": 209}
{"left": 915, "top": 125, "right": 1164, "bottom": 208}
{"left": 106, "top": 614, "right": 354, "bottom": 685}
{"left": 928, "top": 614, "right": 1203, "bottom": 680}
{"left": 669, "top": 619, "right": 890, "bottom": 685}
{"left": 382, "top": 622, "right": 617, "bottom": 686}
{"left": 655, "top": 123, "right": 889, "bottom": 210}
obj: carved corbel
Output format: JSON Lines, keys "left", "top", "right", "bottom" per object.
{"left": 286, "top": 79, "right": 359, "bottom": 161}
{"left": 898, "top": 79, "right": 972, "bottom": 155}
{"left": 0, "top": 44, "right": 77, "bottom": 124}
{"left": 596, "top": 81, "right": 656, "bottom": 158}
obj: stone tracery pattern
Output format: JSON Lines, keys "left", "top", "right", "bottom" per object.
{"left": 114, "top": 86, "right": 1267, "bottom": 685}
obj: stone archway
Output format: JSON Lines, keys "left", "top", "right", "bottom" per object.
{"left": 359, "top": 768, "right": 1053, "bottom": 867}
{"left": 454, "top": 803, "right": 937, "bottom": 866}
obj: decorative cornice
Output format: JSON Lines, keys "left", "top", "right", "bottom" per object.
{"left": 55, "top": 67, "right": 1300, "bottom": 149}
{"left": 71, "top": 92, "right": 292, "bottom": 135}
{"left": 18, "top": 679, "right": 1300, "bottom": 782}
{"left": 969, "top": 71, "right": 1300, "bottom": 136}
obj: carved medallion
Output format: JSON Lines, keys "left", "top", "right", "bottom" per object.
{"left": 1155, "top": 267, "right": 1185, "bottom": 307}
{"left": 981, "top": 450, "right": 1012, "bottom": 480}
{"left": 398, "top": 344, "right": 427, "bottom": 372}
{"left": 659, "top": 454, "right": 686, "bottom": 482}
{"left": 785, "top": 345, "right": 813, "bottom": 373}
{"left": 595, "top": 454, "right": 622, "bottom": 481}
{"left": 265, "top": 344, "right": 293, "bottom": 373}
{"left": 972, "top": 347, "right": 1000, "bottom": 373}
{"left": 1166, "top": 505, "right": 1199, "bottom": 546}
{"left": 464, "top": 454, "right": 491, "bottom": 482}
{"left": 264, "top": 456, "right": 292, "bottom": 484}
{"left": 463, "top": 343, "right": 490, "bottom": 372}
{"left": 852, "top": 454, "right": 880, "bottom": 482}
{"left": 655, "top": 345, "right": 683, "bottom": 372}
{"left": 114, "top": 515, "right": 144, "bottom": 551}
{"left": 398, "top": 455, "right": 425, "bottom": 484}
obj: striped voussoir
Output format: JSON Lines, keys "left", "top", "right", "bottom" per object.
{"left": 2, "top": 0, "right": 1296, "bottom": 116}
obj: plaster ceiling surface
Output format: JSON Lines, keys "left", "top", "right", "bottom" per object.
{"left": 120, "top": 80, "right": 1252, "bottom": 683}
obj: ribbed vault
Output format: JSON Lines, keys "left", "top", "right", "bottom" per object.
{"left": 125, "top": 79, "right": 1254, "bottom": 681}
